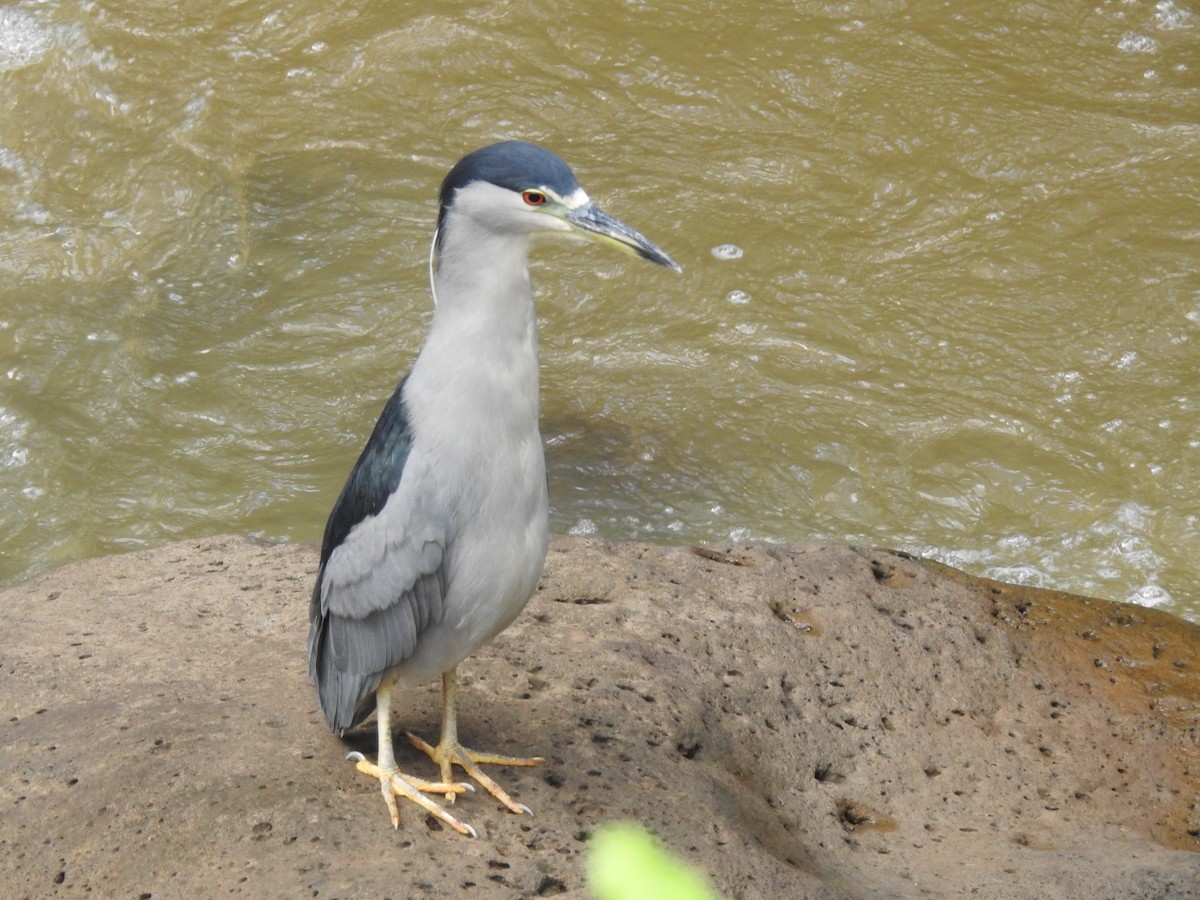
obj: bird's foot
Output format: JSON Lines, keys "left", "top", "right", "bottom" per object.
{"left": 406, "top": 732, "right": 543, "bottom": 815}
{"left": 346, "top": 751, "right": 477, "bottom": 837}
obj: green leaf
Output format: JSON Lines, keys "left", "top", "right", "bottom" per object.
{"left": 586, "top": 822, "right": 723, "bottom": 900}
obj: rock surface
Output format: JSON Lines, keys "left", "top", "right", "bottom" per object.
{"left": 2, "top": 535, "right": 1198, "bottom": 898}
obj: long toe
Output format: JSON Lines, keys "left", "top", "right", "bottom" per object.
{"left": 347, "top": 752, "right": 477, "bottom": 837}
{"left": 406, "top": 732, "right": 543, "bottom": 815}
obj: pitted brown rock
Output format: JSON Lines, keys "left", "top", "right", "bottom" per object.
{"left": 2, "top": 536, "right": 1197, "bottom": 898}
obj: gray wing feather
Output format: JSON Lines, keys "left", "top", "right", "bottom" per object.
{"left": 309, "top": 452, "right": 451, "bottom": 732}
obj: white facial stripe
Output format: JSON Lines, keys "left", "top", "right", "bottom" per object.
{"left": 541, "top": 186, "right": 590, "bottom": 209}
{"left": 562, "top": 187, "right": 590, "bottom": 209}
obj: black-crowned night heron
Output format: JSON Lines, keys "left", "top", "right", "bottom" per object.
{"left": 308, "top": 140, "right": 680, "bottom": 836}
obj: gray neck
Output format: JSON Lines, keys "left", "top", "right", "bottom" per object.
{"left": 432, "top": 216, "right": 534, "bottom": 328}
{"left": 405, "top": 215, "right": 543, "bottom": 457}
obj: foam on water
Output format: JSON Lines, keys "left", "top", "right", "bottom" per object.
{"left": 569, "top": 518, "right": 597, "bottom": 537}
{"left": 1117, "top": 32, "right": 1159, "bottom": 54}
{"left": 0, "top": 7, "right": 52, "bottom": 72}
{"left": 0, "top": 405, "right": 30, "bottom": 474}
{"left": 1155, "top": 0, "right": 1192, "bottom": 30}
{"left": 1128, "top": 583, "right": 1172, "bottom": 608}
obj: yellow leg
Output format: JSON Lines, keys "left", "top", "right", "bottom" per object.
{"left": 351, "top": 681, "right": 477, "bottom": 837}
{"left": 407, "top": 668, "right": 543, "bottom": 814}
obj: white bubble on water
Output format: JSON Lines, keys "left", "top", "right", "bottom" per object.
{"left": 1116, "top": 501, "right": 1150, "bottom": 530}
{"left": 1115, "top": 350, "right": 1138, "bottom": 369}
{"left": 568, "top": 518, "right": 597, "bottom": 537}
{"left": 1155, "top": 0, "right": 1191, "bottom": 30}
{"left": 981, "top": 564, "right": 1053, "bottom": 589}
{"left": 711, "top": 243, "right": 743, "bottom": 261}
{"left": 1128, "top": 583, "right": 1172, "bottom": 608}
{"left": 726, "top": 289, "right": 751, "bottom": 305}
{"left": 1118, "top": 32, "right": 1158, "bottom": 54}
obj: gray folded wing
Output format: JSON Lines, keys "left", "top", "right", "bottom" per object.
{"left": 308, "top": 451, "right": 451, "bottom": 732}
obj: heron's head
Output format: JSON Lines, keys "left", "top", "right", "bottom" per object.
{"left": 435, "top": 140, "right": 680, "bottom": 272}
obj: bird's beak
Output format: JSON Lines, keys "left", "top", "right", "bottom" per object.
{"left": 563, "top": 203, "right": 682, "bottom": 272}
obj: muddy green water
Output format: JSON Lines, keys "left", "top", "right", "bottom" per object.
{"left": 2, "top": 1, "right": 1197, "bottom": 620}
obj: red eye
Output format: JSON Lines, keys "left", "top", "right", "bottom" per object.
{"left": 522, "top": 190, "right": 547, "bottom": 206}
